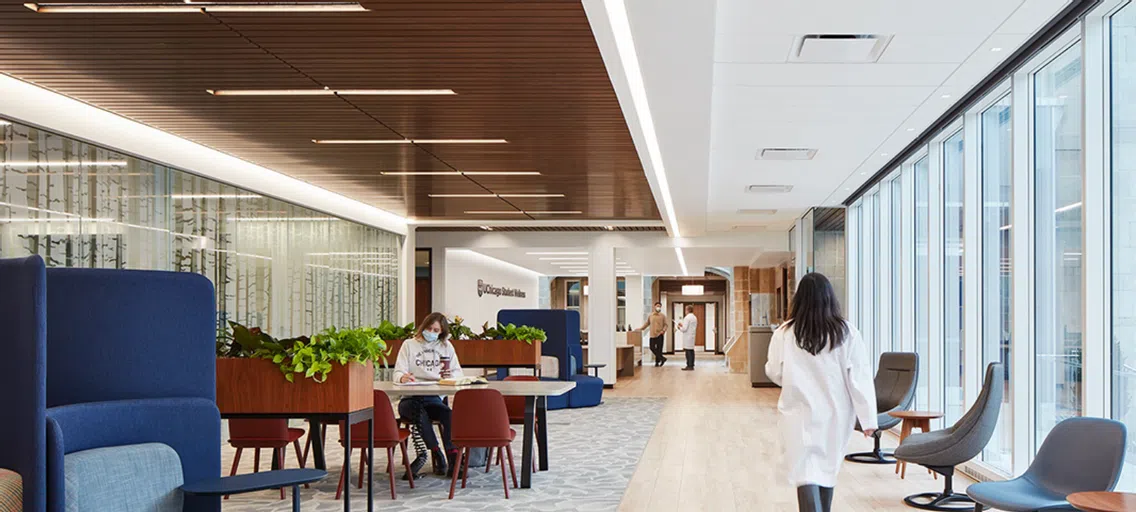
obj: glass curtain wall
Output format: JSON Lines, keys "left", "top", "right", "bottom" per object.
{"left": 915, "top": 156, "right": 931, "bottom": 410}
{"left": 1034, "top": 43, "right": 1084, "bottom": 446}
{"left": 1111, "top": 0, "right": 1136, "bottom": 488}
{"left": 891, "top": 178, "right": 902, "bottom": 351}
{"left": 0, "top": 118, "right": 402, "bottom": 339}
{"left": 943, "top": 130, "right": 966, "bottom": 425}
{"left": 981, "top": 95, "right": 1014, "bottom": 472}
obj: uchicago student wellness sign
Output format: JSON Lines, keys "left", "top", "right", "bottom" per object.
{"left": 477, "top": 279, "right": 527, "bottom": 298}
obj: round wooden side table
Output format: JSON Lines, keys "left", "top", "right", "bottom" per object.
{"left": 888, "top": 410, "right": 944, "bottom": 479}
{"left": 1068, "top": 491, "right": 1136, "bottom": 512}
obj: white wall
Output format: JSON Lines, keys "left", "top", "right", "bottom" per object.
{"left": 442, "top": 249, "right": 540, "bottom": 329}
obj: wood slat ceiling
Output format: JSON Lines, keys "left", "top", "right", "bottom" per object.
{"left": 0, "top": 0, "right": 661, "bottom": 222}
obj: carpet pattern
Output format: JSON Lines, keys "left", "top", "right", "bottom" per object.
{"left": 221, "top": 397, "right": 665, "bottom": 511}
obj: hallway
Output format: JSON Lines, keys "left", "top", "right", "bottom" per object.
{"left": 613, "top": 357, "right": 972, "bottom": 511}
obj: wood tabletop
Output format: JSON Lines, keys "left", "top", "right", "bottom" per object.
{"left": 375, "top": 380, "right": 576, "bottom": 397}
{"left": 1068, "top": 491, "right": 1136, "bottom": 512}
{"left": 889, "top": 411, "right": 944, "bottom": 420}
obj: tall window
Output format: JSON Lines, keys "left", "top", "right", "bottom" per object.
{"left": 1111, "top": 1, "right": 1136, "bottom": 488}
{"left": 861, "top": 192, "right": 879, "bottom": 365}
{"left": 891, "top": 178, "right": 903, "bottom": 351}
{"left": 943, "top": 130, "right": 966, "bottom": 425}
{"left": 871, "top": 191, "right": 882, "bottom": 361}
{"left": 981, "top": 95, "right": 1013, "bottom": 471}
{"left": 1034, "top": 42, "right": 1084, "bottom": 447}
{"left": 914, "top": 156, "right": 931, "bottom": 408}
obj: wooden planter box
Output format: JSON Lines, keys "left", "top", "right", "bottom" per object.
{"left": 216, "top": 358, "right": 373, "bottom": 414}
{"left": 382, "top": 339, "right": 541, "bottom": 368}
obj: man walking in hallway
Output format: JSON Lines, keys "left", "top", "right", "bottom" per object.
{"left": 677, "top": 305, "right": 698, "bottom": 371}
{"left": 639, "top": 301, "right": 668, "bottom": 366}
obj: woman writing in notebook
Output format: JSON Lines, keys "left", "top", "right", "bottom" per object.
{"left": 393, "top": 312, "right": 464, "bottom": 479}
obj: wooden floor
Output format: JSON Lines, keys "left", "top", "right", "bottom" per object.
{"left": 612, "top": 354, "right": 970, "bottom": 512}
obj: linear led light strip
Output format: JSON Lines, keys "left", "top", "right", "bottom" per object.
{"left": 465, "top": 210, "right": 582, "bottom": 215}
{"left": 381, "top": 171, "right": 540, "bottom": 176}
{"left": 674, "top": 247, "right": 689, "bottom": 276}
{"left": 604, "top": 0, "right": 681, "bottom": 238}
{"left": 207, "top": 89, "right": 454, "bottom": 96}
{"left": 314, "top": 139, "right": 507, "bottom": 145}
{"left": 429, "top": 193, "right": 563, "bottom": 198}
{"left": 2, "top": 161, "right": 128, "bottom": 167}
{"left": 24, "top": 2, "right": 368, "bottom": 13}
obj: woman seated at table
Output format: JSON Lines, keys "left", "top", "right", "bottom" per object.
{"left": 393, "top": 312, "right": 463, "bottom": 478}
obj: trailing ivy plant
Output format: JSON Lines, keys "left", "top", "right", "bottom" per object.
{"left": 220, "top": 322, "right": 389, "bottom": 383}
{"left": 472, "top": 322, "right": 547, "bottom": 344}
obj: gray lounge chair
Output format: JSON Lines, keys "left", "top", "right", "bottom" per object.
{"left": 846, "top": 352, "right": 918, "bottom": 464}
{"left": 966, "top": 417, "right": 1126, "bottom": 512}
{"left": 894, "top": 363, "right": 1003, "bottom": 511}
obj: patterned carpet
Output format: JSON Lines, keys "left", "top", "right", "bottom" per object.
{"left": 221, "top": 397, "right": 665, "bottom": 511}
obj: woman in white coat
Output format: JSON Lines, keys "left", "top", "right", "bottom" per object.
{"left": 766, "top": 272, "right": 877, "bottom": 512}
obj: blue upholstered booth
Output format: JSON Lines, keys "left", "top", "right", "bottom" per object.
{"left": 1, "top": 256, "right": 222, "bottom": 512}
{"left": 0, "top": 256, "right": 47, "bottom": 512}
{"left": 497, "top": 309, "right": 603, "bottom": 409}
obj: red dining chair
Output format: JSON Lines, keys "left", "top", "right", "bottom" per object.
{"left": 226, "top": 419, "right": 307, "bottom": 500}
{"left": 501, "top": 375, "right": 539, "bottom": 474}
{"left": 449, "top": 388, "right": 517, "bottom": 499}
{"left": 335, "top": 390, "right": 414, "bottom": 500}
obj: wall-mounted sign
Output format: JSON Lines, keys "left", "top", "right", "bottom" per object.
{"left": 477, "top": 279, "right": 527, "bottom": 298}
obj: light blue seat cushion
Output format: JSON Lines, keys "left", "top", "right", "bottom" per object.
{"left": 64, "top": 442, "right": 183, "bottom": 512}
{"left": 966, "top": 479, "right": 1074, "bottom": 512}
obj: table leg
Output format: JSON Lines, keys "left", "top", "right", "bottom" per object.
{"left": 367, "top": 418, "right": 374, "bottom": 512}
{"left": 343, "top": 416, "right": 351, "bottom": 512}
{"left": 308, "top": 418, "right": 327, "bottom": 470}
{"left": 292, "top": 484, "right": 300, "bottom": 512}
{"left": 521, "top": 396, "right": 536, "bottom": 489}
{"left": 537, "top": 396, "right": 549, "bottom": 472}
{"left": 272, "top": 447, "right": 282, "bottom": 470}
{"left": 897, "top": 420, "right": 913, "bottom": 479}
{"left": 919, "top": 420, "right": 936, "bottom": 480}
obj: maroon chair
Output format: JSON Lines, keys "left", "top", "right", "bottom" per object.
{"left": 502, "top": 375, "right": 539, "bottom": 474}
{"left": 226, "top": 419, "right": 307, "bottom": 500}
{"left": 449, "top": 388, "right": 517, "bottom": 499}
{"left": 335, "top": 390, "right": 414, "bottom": 500}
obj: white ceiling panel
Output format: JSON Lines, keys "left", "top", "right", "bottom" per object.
{"left": 714, "top": 33, "right": 795, "bottom": 63}
{"left": 715, "top": 0, "right": 1021, "bottom": 36}
{"left": 998, "top": 0, "right": 1074, "bottom": 34}
{"left": 714, "top": 63, "right": 959, "bottom": 87}
{"left": 877, "top": 33, "right": 989, "bottom": 63}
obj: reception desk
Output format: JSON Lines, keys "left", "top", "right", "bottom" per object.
{"left": 581, "top": 344, "right": 637, "bottom": 378}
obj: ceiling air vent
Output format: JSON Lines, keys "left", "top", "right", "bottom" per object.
{"left": 737, "top": 209, "right": 778, "bottom": 215}
{"left": 757, "top": 148, "right": 817, "bottom": 160}
{"left": 746, "top": 185, "right": 793, "bottom": 194}
{"left": 790, "top": 34, "right": 892, "bottom": 63}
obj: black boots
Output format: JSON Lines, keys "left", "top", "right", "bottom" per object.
{"left": 797, "top": 485, "right": 834, "bottom": 512}
{"left": 404, "top": 453, "right": 427, "bottom": 481}
{"left": 431, "top": 448, "right": 449, "bottom": 476}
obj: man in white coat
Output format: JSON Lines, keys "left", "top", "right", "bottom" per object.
{"left": 676, "top": 305, "right": 698, "bottom": 371}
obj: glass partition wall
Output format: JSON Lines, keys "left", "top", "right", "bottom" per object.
{"left": 0, "top": 118, "right": 402, "bottom": 339}
{"left": 846, "top": 0, "right": 1136, "bottom": 481}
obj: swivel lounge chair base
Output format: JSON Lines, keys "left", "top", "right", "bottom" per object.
{"left": 844, "top": 433, "right": 895, "bottom": 464}
{"left": 901, "top": 466, "right": 981, "bottom": 511}
{"left": 845, "top": 352, "right": 918, "bottom": 466}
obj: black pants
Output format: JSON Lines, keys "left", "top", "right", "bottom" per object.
{"left": 649, "top": 335, "right": 664, "bottom": 362}
{"left": 398, "top": 396, "right": 453, "bottom": 453}
{"left": 684, "top": 349, "right": 695, "bottom": 368}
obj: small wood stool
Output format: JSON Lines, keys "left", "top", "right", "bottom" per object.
{"left": 888, "top": 410, "right": 944, "bottom": 479}
{"left": 1068, "top": 491, "right": 1136, "bottom": 512}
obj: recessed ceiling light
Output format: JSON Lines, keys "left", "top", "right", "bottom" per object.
{"left": 941, "top": 94, "right": 952, "bottom": 99}
{"left": 757, "top": 148, "right": 817, "bottom": 160}
{"left": 207, "top": 89, "right": 454, "bottom": 96}
{"left": 379, "top": 171, "right": 541, "bottom": 176}
{"left": 906, "top": 128, "right": 915, "bottom": 132}
{"left": 881, "top": 153, "right": 889, "bottom": 157}
{"left": 312, "top": 139, "right": 507, "bottom": 144}
{"left": 736, "top": 208, "right": 777, "bottom": 215}
{"left": 526, "top": 251, "right": 587, "bottom": 256}
{"left": 860, "top": 172, "right": 867, "bottom": 175}
{"left": 428, "top": 193, "right": 563, "bottom": 198}
{"left": 480, "top": 225, "right": 493, "bottom": 231}
{"left": 990, "top": 47, "right": 1003, "bottom": 52}
{"left": 23, "top": 1, "right": 367, "bottom": 12}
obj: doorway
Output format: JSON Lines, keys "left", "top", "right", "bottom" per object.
{"left": 670, "top": 301, "right": 719, "bottom": 354}
{"left": 414, "top": 249, "right": 432, "bottom": 324}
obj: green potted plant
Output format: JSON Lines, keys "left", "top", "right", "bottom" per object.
{"left": 375, "top": 319, "right": 415, "bottom": 366}
{"left": 451, "top": 321, "right": 548, "bottom": 368}
{"left": 215, "top": 322, "right": 387, "bottom": 415}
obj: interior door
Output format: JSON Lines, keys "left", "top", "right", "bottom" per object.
{"left": 704, "top": 303, "right": 716, "bottom": 352}
{"left": 415, "top": 278, "right": 431, "bottom": 324}
{"left": 692, "top": 303, "right": 706, "bottom": 348}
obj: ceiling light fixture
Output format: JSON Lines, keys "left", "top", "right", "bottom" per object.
{"left": 427, "top": 193, "right": 563, "bottom": 198}
{"left": 379, "top": 171, "right": 541, "bottom": 176}
{"left": 906, "top": 128, "right": 915, "bottom": 132}
{"left": 540, "top": 257, "right": 588, "bottom": 261}
{"left": 23, "top": 1, "right": 367, "bottom": 12}
{"left": 674, "top": 246, "right": 689, "bottom": 276}
{"left": 312, "top": 138, "right": 507, "bottom": 144}
{"left": 682, "top": 284, "right": 704, "bottom": 296}
{"left": 990, "top": 47, "right": 1003, "bottom": 52}
{"left": 526, "top": 251, "right": 587, "bottom": 256}
{"left": 941, "top": 94, "right": 952, "bottom": 99}
{"left": 207, "top": 89, "right": 454, "bottom": 96}
{"left": 604, "top": 0, "right": 681, "bottom": 238}
{"left": 881, "top": 153, "right": 889, "bottom": 157}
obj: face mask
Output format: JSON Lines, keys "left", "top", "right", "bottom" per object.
{"left": 422, "top": 331, "right": 439, "bottom": 343}
{"left": 655, "top": 307, "right": 662, "bottom": 312}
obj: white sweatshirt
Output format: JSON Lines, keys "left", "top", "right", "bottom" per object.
{"left": 392, "top": 337, "right": 465, "bottom": 383}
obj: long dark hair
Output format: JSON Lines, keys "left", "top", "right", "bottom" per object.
{"left": 414, "top": 312, "right": 451, "bottom": 343}
{"left": 784, "top": 273, "right": 847, "bottom": 355}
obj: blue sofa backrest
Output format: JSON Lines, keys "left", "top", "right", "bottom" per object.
{"left": 45, "top": 268, "right": 217, "bottom": 407}
{"left": 0, "top": 256, "right": 48, "bottom": 512}
{"left": 497, "top": 309, "right": 580, "bottom": 380}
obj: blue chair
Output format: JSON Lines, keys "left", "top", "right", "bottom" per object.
{"left": 0, "top": 256, "right": 47, "bottom": 512}
{"left": 1, "top": 256, "right": 222, "bottom": 512}
{"left": 967, "top": 417, "right": 1126, "bottom": 512}
{"left": 497, "top": 310, "right": 602, "bottom": 409}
